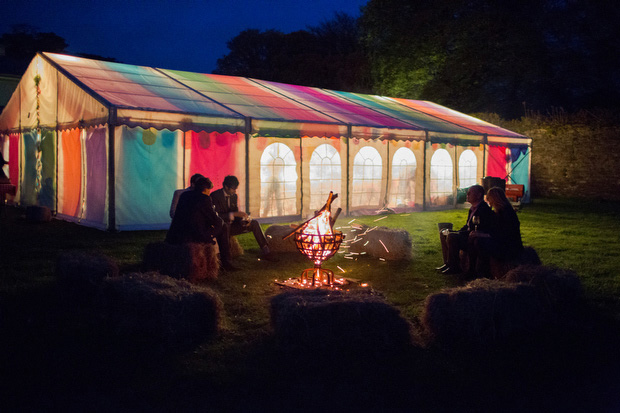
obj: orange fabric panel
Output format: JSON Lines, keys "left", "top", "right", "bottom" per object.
{"left": 61, "top": 129, "right": 82, "bottom": 217}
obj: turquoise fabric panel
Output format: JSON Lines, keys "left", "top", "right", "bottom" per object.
{"left": 38, "top": 130, "right": 57, "bottom": 210}
{"left": 510, "top": 148, "right": 530, "bottom": 202}
{"left": 115, "top": 127, "right": 179, "bottom": 228}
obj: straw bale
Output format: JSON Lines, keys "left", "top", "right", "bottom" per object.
{"left": 25, "top": 205, "right": 52, "bottom": 222}
{"left": 100, "top": 272, "right": 222, "bottom": 354}
{"left": 142, "top": 242, "right": 219, "bottom": 282}
{"left": 56, "top": 250, "right": 119, "bottom": 304}
{"left": 490, "top": 246, "right": 541, "bottom": 279}
{"left": 229, "top": 236, "right": 244, "bottom": 257}
{"left": 421, "top": 279, "right": 547, "bottom": 349}
{"left": 264, "top": 225, "right": 300, "bottom": 253}
{"left": 503, "top": 265, "right": 583, "bottom": 310}
{"left": 344, "top": 224, "right": 412, "bottom": 261}
{"left": 270, "top": 289, "right": 412, "bottom": 360}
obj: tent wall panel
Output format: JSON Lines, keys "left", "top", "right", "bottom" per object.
{"left": 83, "top": 127, "right": 108, "bottom": 228}
{"left": 114, "top": 126, "right": 179, "bottom": 230}
{"left": 58, "top": 128, "right": 82, "bottom": 217}
{"left": 387, "top": 140, "right": 424, "bottom": 211}
{"left": 348, "top": 138, "right": 388, "bottom": 213}
{"left": 300, "top": 136, "right": 345, "bottom": 218}
{"left": 188, "top": 131, "right": 246, "bottom": 211}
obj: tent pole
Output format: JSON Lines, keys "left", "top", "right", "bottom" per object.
{"left": 422, "top": 131, "right": 428, "bottom": 211}
{"left": 107, "top": 108, "right": 117, "bottom": 231}
{"left": 299, "top": 135, "right": 303, "bottom": 218}
{"left": 482, "top": 134, "right": 488, "bottom": 180}
{"left": 346, "top": 125, "right": 352, "bottom": 216}
{"left": 245, "top": 118, "right": 251, "bottom": 214}
{"left": 384, "top": 139, "right": 390, "bottom": 208}
{"left": 55, "top": 69, "right": 59, "bottom": 215}
{"left": 453, "top": 142, "right": 458, "bottom": 208}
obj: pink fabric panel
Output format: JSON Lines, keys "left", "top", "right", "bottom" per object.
{"left": 189, "top": 131, "right": 244, "bottom": 190}
{"left": 9, "top": 133, "right": 19, "bottom": 184}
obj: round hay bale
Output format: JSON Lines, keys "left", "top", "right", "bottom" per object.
{"left": 344, "top": 224, "right": 412, "bottom": 261}
{"left": 421, "top": 279, "right": 547, "bottom": 349}
{"left": 100, "top": 272, "right": 222, "bottom": 355}
{"left": 503, "top": 264, "right": 583, "bottom": 311}
{"left": 264, "top": 225, "right": 300, "bottom": 253}
{"left": 270, "top": 289, "right": 412, "bottom": 361}
{"left": 56, "top": 250, "right": 119, "bottom": 304}
{"left": 26, "top": 205, "right": 52, "bottom": 223}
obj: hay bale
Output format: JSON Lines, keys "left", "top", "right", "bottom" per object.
{"left": 100, "top": 272, "right": 222, "bottom": 354}
{"left": 503, "top": 265, "right": 583, "bottom": 310}
{"left": 142, "top": 242, "right": 219, "bottom": 282}
{"left": 270, "top": 289, "right": 412, "bottom": 360}
{"left": 490, "top": 246, "right": 541, "bottom": 279}
{"left": 421, "top": 279, "right": 547, "bottom": 349}
{"left": 264, "top": 225, "right": 299, "bottom": 253}
{"left": 229, "top": 236, "right": 244, "bottom": 257}
{"left": 343, "top": 224, "right": 412, "bottom": 261}
{"left": 56, "top": 250, "right": 119, "bottom": 304}
{"left": 26, "top": 205, "right": 52, "bottom": 222}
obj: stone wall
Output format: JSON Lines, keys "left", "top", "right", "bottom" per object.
{"left": 480, "top": 111, "right": 620, "bottom": 201}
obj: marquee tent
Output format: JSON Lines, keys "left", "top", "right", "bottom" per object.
{"left": 0, "top": 52, "right": 531, "bottom": 230}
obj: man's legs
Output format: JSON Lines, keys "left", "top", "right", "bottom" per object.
{"left": 215, "top": 223, "right": 238, "bottom": 271}
{"left": 443, "top": 231, "right": 468, "bottom": 274}
{"left": 437, "top": 230, "right": 450, "bottom": 271}
{"left": 230, "top": 220, "right": 277, "bottom": 260}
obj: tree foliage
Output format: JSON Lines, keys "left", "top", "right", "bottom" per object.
{"left": 0, "top": 25, "right": 69, "bottom": 75}
{"left": 360, "top": 0, "right": 620, "bottom": 118}
{"left": 214, "top": 13, "right": 371, "bottom": 92}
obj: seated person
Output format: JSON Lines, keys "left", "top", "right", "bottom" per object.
{"left": 471, "top": 186, "right": 524, "bottom": 278}
{"left": 0, "top": 151, "right": 11, "bottom": 184}
{"left": 436, "top": 184, "right": 494, "bottom": 275}
{"left": 165, "top": 177, "right": 238, "bottom": 271}
{"left": 169, "top": 173, "right": 204, "bottom": 219}
{"left": 210, "top": 175, "right": 277, "bottom": 261}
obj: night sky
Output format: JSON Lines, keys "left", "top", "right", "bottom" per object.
{"left": 1, "top": 0, "right": 368, "bottom": 73}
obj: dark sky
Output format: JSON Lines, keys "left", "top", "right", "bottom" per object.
{"left": 1, "top": 0, "right": 368, "bottom": 73}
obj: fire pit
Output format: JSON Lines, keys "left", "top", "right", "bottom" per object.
{"left": 280, "top": 192, "right": 347, "bottom": 288}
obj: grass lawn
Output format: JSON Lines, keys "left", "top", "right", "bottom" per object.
{"left": 1, "top": 198, "right": 620, "bottom": 411}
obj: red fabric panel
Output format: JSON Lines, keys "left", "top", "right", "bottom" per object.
{"left": 61, "top": 129, "right": 82, "bottom": 217}
{"left": 487, "top": 146, "right": 508, "bottom": 179}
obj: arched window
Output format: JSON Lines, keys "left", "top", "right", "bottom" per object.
{"left": 458, "top": 149, "right": 477, "bottom": 189}
{"left": 430, "top": 149, "right": 453, "bottom": 205}
{"left": 389, "top": 147, "right": 416, "bottom": 208}
{"left": 352, "top": 146, "right": 382, "bottom": 207}
{"left": 309, "top": 144, "right": 341, "bottom": 211}
{"left": 260, "top": 143, "right": 297, "bottom": 217}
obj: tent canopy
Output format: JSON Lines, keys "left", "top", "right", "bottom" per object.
{"left": 0, "top": 52, "right": 528, "bottom": 144}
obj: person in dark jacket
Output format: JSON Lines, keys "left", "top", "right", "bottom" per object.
{"left": 165, "top": 177, "right": 238, "bottom": 271}
{"left": 210, "top": 175, "right": 277, "bottom": 261}
{"left": 471, "top": 186, "right": 524, "bottom": 278}
{"left": 436, "top": 184, "right": 494, "bottom": 275}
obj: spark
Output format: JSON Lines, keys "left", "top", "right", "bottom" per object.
{"left": 373, "top": 216, "right": 387, "bottom": 222}
{"left": 337, "top": 266, "right": 346, "bottom": 273}
{"left": 363, "top": 241, "right": 369, "bottom": 246}
{"left": 379, "top": 258, "right": 386, "bottom": 261}
{"left": 348, "top": 218, "right": 356, "bottom": 224}
{"left": 379, "top": 239, "right": 389, "bottom": 253}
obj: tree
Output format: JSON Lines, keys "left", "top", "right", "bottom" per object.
{"left": 214, "top": 13, "right": 371, "bottom": 92}
{"left": 360, "top": 0, "right": 620, "bottom": 118}
{"left": 1, "top": 25, "right": 68, "bottom": 75}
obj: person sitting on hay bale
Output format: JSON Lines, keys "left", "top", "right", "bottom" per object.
{"left": 436, "top": 184, "right": 494, "bottom": 276}
{"left": 169, "top": 173, "right": 203, "bottom": 218}
{"left": 211, "top": 175, "right": 278, "bottom": 262}
{"left": 470, "top": 186, "right": 524, "bottom": 279}
{"left": 165, "top": 177, "right": 239, "bottom": 272}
